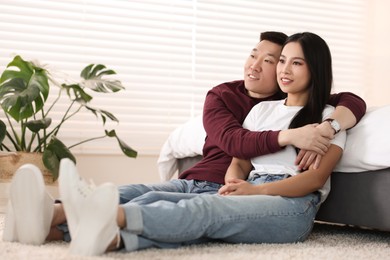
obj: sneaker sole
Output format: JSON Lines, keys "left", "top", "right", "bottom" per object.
{"left": 3, "top": 201, "right": 17, "bottom": 242}
{"left": 9, "top": 164, "right": 48, "bottom": 245}
{"left": 58, "top": 158, "right": 80, "bottom": 239}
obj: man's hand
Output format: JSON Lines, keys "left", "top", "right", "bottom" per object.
{"left": 294, "top": 122, "right": 334, "bottom": 170}
{"left": 279, "top": 124, "right": 332, "bottom": 155}
{"left": 218, "top": 179, "right": 257, "bottom": 195}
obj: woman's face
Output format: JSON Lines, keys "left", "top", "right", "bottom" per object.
{"left": 276, "top": 42, "right": 311, "bottom": 98}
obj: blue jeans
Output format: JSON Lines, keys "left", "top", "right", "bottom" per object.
{"left": 58, "top": 179, "right": 222, "bottom": 242}
{"left": 118, "top": 179, "right": 223, "bottom": 204}
{"left": 119, "top": 174, "right": 322, "bottom": 251}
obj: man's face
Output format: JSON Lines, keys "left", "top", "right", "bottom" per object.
{"left": 244, "top": 40, "right": 283, "bottom": 98}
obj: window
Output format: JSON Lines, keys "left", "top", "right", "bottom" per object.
{"left": 0, "top": 0, "right": 366, "bottom": 155}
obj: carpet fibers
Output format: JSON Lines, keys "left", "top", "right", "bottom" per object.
{"left": 0, "top": 214, "right": 389, "bottom": 260}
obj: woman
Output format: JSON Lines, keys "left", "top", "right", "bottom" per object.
{"left": 4, "top": 32, "right": 346, "bottom": 256}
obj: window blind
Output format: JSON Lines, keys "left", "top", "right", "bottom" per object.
{"left": 0, "top": 0, "right": 366, "bottom": 155}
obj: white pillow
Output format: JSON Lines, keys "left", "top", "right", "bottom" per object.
{"left": 157, "top": 115, "right": 206, "bottom": 181}
{"left": 157, "top": 106, "right": 390, "bottom": 181}
{"left": 334, "top": 105, "right": 390, "bottom": 172}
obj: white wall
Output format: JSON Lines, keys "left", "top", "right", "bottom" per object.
{"left": 76, "top": 154, "right": 161, "bottom": 185}
{"left": 365, "top": 0, "right": 390, "bottom": 107}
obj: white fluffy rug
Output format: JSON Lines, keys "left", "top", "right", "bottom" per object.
{"left": 0, "top": 214, "right": 389, "bottom": 260}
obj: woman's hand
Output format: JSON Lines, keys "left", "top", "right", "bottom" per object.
{"left": 218, "top": 179, "right": 258, "bottom": 195}
{"left": 295, "top": 150, "right": 322, "bottom": 170}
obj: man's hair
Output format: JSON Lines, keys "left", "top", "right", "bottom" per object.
{"left": 260, "top": 31, "right": 287, "bottom": 46}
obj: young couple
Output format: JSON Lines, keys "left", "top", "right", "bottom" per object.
{"left": 3, "top": 31, "right": 366, "bottom": 256}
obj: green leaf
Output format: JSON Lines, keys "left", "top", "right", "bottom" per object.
{"left": 85, "top": 106, "right": 119, "bottom": 125}
{"left": 25, "top": 118, "right": 52, "bottom": 133}
{"left": 80, "top": 64, "right": 125, "bottom": 93}
{"left": 0, "top": 56, "right": 49, "bottom": 121}
{"left": 61, "top": 83, "right": 93, "bottom": 103}
{"left": 105, "top": 130, "right": 137, "bottom": 158}
{"left": 0, "top": 120, "right": 6, "bottom": 145}
{"left": 42, "top": 137, "right": 76, "bottom": 181}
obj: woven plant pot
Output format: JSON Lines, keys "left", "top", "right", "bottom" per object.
{"left": 0, "top": 152, "right": 55, "bottom": 185}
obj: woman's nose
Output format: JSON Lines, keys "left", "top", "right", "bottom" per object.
{"left": 281, "top": 63, "right": 291, "bottom": 74}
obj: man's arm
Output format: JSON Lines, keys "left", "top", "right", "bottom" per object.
{"left": 328, "top": 92, "right": 367, "bottom": 129}
{"left": 203, "top": 87, "right": 281, "bottom": 159}
{"left": 204, "top": 85, "right": 365, "bottom": 160}
{"left": 203, "top": 84, "right": 332, "bottom": 159}
{"left": 293, "top": 92, "right": 367, "bottom": 170}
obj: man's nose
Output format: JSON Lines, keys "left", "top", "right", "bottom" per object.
{"left": 250, "top": 59, "right": 262, "bottom": 72}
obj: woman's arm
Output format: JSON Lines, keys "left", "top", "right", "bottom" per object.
{"left": 224, "top": 157, "right": 252, "bottom": 183}
{"left": 219, "top": 144, "right": 343, "bottom": 197}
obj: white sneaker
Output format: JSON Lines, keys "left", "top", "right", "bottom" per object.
{"left": 3, "top": 164, "right": 54, "bottom": 245}
{"left": 69, "top": 183, "right": 119, "bottom": 256}
{"left": 58, "top": 158, "right": 95, "bottom": 239}
{"left": 2, "top": 201, "right": 17, "bottom": 242}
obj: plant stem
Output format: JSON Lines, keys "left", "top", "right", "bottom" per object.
{"left": 67, "top": 135, "right": 106, "bottom": 149}
{"left": 44, "top": 87, "right": 62, "bottom": 116}
{"left": 41, "top": 109, "right": 47, "bottom": 150}
{"left": 5, "top": 131, "right": 21, "bottom": 151}
{"left": 27, "top": 132, "right": 37, "bottom": 152}
{"left": 53, "top": 100, "right": 78, "bottom": 136}
{"left": 5, "top": 114, "right": 21, "bottom": 150}
{"left": 1, "top": 143, "right": 11, "bottom": 151}
{"left": 33, "top": 101, "right": 81, "bottom": 152}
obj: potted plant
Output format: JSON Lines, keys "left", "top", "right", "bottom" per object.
{"left": 0, "top": 55, "right": 137, "bottom": 181}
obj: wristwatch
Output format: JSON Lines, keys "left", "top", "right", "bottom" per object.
{"left": 324, "top": 118, "right": 341, "bottom": 134}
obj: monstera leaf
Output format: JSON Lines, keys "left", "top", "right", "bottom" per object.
{"left": 25, "top": 118, "right": 52, "bottom": 133}
{"left": 105, "top": 129, "right": 137, "bottom": 158}
{"left": 42, "top": 137, "right": 76, "bottom": 181}
{"left": 0, "top": 56, "right": 49, "bottom": 121}
{"left": 80, "top": 64, "right": 125, "bottom": 93}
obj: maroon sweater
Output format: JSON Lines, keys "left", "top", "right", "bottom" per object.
{"left": 179, "top": 80, "right": 366, "bottom": 184}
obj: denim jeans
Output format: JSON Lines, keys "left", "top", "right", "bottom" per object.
{"left": 119, "top": 174, "right": 321, "bottom": 251}
{"left": 58, "top": 179, "right": 222, "bottom": 242}
{"left": 118, "top": 179, "right": 223, "bottom": 204}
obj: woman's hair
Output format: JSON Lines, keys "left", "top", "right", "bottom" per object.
{"left": 285, "top": 32, "right": 333, "bottom": 130}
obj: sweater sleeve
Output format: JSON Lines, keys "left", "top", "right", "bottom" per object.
{"left": 202, "top": 89, "right": 281, "bottom": 159}
{"left": 328, "top": 92, "right": 367, "bottom": 124}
